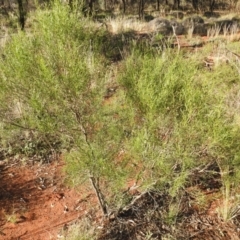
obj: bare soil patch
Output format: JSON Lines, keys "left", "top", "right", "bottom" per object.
{"left": 0, "top": 158, "right": 97, "bottom": 240}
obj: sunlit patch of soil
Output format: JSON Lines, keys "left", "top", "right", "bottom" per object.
{"left": 0, "top": 158, "right": 98, "bottom": 240}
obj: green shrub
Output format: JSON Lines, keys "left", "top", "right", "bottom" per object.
{"left": 1, "top": 0, "right": 240, "bottom": 225}
{"left": 0, "top": 1, "right": 106, "bottom": 154}
{"left": 118, "top": 49, "right": 240, "bottom": 200}
{"left": 0, "top": 0, "right": 134, "bottom": 215}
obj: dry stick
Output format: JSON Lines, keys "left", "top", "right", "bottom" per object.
{"left": 2, "top": 120, "right": 35, "bottom": 131}
{"left": 122, "top": 190, "right": 149, "bottom": 212}
{"left": 226, "top": 48, "right": 240, "bottom": 58}
{"left": 89, "top": 175, "right": 108, "bottom": 216}
{"left": 225, "top": 48, "right": 240, "bottom": 74}
{"left": 172, "top": 25, "right": 180, "bottom": 53}
{"left": 122, "top": 181, "right": 158, "bottom": 212}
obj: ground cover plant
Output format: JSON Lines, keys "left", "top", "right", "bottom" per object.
{"left": 0, "top": 0, "right": 240, "bottom": 239}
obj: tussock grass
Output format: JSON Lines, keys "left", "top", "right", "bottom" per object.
{"left": 104, "top": 16, "right": 148, "bottom": 34}
{"left": 62, "top": 218, "right": 97, "bottom": 240}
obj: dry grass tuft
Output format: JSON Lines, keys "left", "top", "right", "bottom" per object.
{"left": 104, "top": 17, "right": 148, "bottom": 34}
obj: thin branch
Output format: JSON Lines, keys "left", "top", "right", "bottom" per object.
{"left": 122, "top": 181, "right": 158, "bottom": 212}
{"left": 172, "top": 25, "right": 180, "bottom": 53}
{"left": 72, "top": 108, "right": 109, "bottom": 216}
{"left": 89, "top": 175, "right": 108, "bottom": 216}
{"left": 2, "top": 120, "right": 36, "bottom": 131}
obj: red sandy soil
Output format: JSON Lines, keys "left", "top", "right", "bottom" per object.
{"left": 0, "top": 157, "right": 98, "bottom": 240}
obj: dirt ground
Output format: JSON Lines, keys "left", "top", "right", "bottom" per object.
{"left": 0, "top": 157, "right": 98, "bottom": 240}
